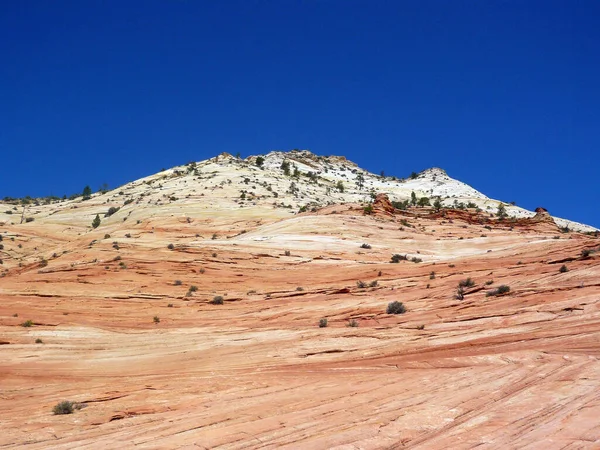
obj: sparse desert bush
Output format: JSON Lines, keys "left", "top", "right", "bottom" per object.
{"left": 153, "top": 316, "right": 160, "bottom": 323}
{"left": 35, "top": 338, "right": 43, "bottom": 344}
{"left": 284, "top": 250, "right": 291, "bottom": 256}
{"left": 347, "top": 319, "right": 359, "bottom": 327}
{"left": 429, "top": 271, "right": 436, "bottom": 279}
{"left": 319, "top": 318, "right": 328, "bottom": 328}
{"left": 458, "top": 277, "right": 475, "bottom": 288}
{"left": 485, "top": 280, "right": 494, "bottom": 285}
{"left": 211, "top": 295, "right": 224, "bottom": 305}
{"left": 455, "top": 286, "right": 465, "bottom": 300}
{"left": 167, "top": 243, "right": 174, "bottom": 250}
{"left": 487, "top": 285, "right": 510, "bottom": 297}
{"left": 199, "top": 267, "right": 205, "bottom": 274}
{"left": 356, "top": 280, "right": 368, "bottom": 288}
{"left": 391, "top": 254, "right": 407, "bottom": 263}
{"left": 189, "top": 285, "right": 198, "bottom": 292}
{"left": 581, "top": 249, "right": 592, "bottom": 258}
{"left": 369, "top": 280, "right": 378, "bottom": 287}
{"left": 174, "top": 280, "right": 182, "bottom": 286}
{"left": 559, "top": 265, "right": 569, "bottom": 273}
{"left": 167, "top": 303, "right": 173, "bottom": 308}
{"left": 21, "top": 320, "right": 33, "bottom": 327}
{"left": 104, "top": 206, "right": 120, "bottom": 217}
{"left": 387, "top": 301, "right": 406, "bottom": 314}
{"left": 53, "top": 401, "right": 74, "bottom": 415}
{"left": 360, "top": 243, "right": 372, "bottom": 249}
{"left": 411, "top": 257, "right": 422, "bottom": 263}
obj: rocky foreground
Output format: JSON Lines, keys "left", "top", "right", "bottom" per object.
{"left": 1, "top": 155, "right": 600, "bottom": 448}
{"left": 0, "top": 154, "right": 600, "bottom": 449}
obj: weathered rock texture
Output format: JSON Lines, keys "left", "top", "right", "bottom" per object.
{"left": 0, "top": 152, "right": 599, "bottom": 449}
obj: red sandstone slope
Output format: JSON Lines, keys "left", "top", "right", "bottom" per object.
{"left": 1, "top": 195, "right": 599, "bottom": 449}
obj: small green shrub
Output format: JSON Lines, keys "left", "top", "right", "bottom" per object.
{"left": 319, "top": 318, "right": 328, "bottom": 328}
{"left": 35, "top": 338, "right": 43, "bottom": 344}
{"left": 497, "top": 285, "right": 510, "bottom": 295}
{"left": 53, "top": 401, "right": 74, "bottom": 415}
{"left": 189, "top": 285, "right": 198, "bottom": 292}
{"left": 487, "top": 285, "right": 510, "bottom": 297}
{"left": 211, "top": 295, "right": 224, "bottom": 305}
{"left": 347, "top": 319, "right": 359, "bottom": 327}
{"left": 360, "top": 243, "right": 372, "bottom": 249}
{"left": 153, "top": 316, "right": 160, "bottom": 323}
{"left": 104, "top": 206, "right": 120, "bottom": 217}
{"left": 387, "top": 301, "right": 406, "bottom": 314}
{"left": 284, "top": 250, "right": 291, "bottom": 256}
{"left": 174, "top": 280, "right": 182, "bottom": 286}
{"left": 92, "top": 214, "right": 101, "bottom": 228}
{"left": 369, "top": 280, "right": 378, "bottom": 287}
{"left": 391, "top": 254, "right": 407, "bottom": 263}
{"left": 559, "top": 265, "right": 568, "bottom": 273}
{"left": 429, "top": 271, "right": 435, "bottom": 279}
{"left": 167, "top": 243, "right": 174, "bottom": 250}
{"left": 458, "top": 278, "right": 475, "bottom": 288}
{"left": 356, "top": 280, "right": 368, "bottom": 288}
{"left": 21, "top": 320, "right": 33, "bottom": 327}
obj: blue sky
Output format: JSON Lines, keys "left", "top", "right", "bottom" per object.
{"left": 1, "top": 1, "right": 598, "bottom": 227}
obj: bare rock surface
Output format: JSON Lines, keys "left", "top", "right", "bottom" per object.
{"left": 1, "top": 151, "right": 599, "bottom": 448}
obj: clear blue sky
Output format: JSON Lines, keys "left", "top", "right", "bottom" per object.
{"left": 1, "top": 1, "right": 598, "bottom": 227}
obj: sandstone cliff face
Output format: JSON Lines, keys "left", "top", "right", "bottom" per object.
{"left": 1, "top": 154, "right": 599, "bottom": 449}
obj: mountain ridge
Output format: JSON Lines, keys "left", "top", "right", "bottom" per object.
{"left": 1, "top": 149, "right": 596, "bottom": 233}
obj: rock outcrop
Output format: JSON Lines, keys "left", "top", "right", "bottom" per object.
{"left": 372, "top": 193, "right": 396, "bottom": 216}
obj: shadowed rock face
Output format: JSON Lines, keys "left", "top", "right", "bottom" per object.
{"left": 1, "top": 154, "right": 599, "bottom": 449}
